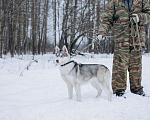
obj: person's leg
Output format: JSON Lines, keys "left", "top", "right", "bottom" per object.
{"left": 129, "top": 48, "right": 144, "bottom": 94}
{"left": 112, "top": 46, "right": 129, "bottom": 94}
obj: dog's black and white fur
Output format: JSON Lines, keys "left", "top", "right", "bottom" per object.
{"left": 55, "top": 45, "right": 112, "bottom": 102}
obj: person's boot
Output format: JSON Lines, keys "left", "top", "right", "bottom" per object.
{"left": 131, "top": 87, "right": 146, "bottom": 96}
{"left": 115, "top": 90, "right": 125, "bottom": 97}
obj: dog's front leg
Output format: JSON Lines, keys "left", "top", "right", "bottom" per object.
{"left": 74, "top": 81, "right": 81, "bottom": 102}
{"left": 67, "top": 84, "right": 73, "bottom": 99}
{"left": 62, "top": 75, "right": 73, "bottom": 99}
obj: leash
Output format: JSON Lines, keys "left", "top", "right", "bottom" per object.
{"left": 71, "top": 35, "right": 114, "bottom": 58}
{"left": 71, "top": 15, "right": 141, "bottom": 58}
{"left": 71, "top": 38, "right": 99, "bottom": 58}
{"left": 130, "top": 15, "right": 142, "bottom": 51}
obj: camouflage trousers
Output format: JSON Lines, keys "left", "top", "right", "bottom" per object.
{"left": 112, "top": 43, "right": 143, "bottom": 94}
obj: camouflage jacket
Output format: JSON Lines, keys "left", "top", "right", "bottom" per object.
{"left": 99, "top": 0, "right": 150, "bottom": 47}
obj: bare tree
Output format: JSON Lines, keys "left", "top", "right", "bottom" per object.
{"left": 0, "top": 0, "right": 150, "bottom": 57}
{"left": 52, "top": 0, "right": 56, "bottom": 49}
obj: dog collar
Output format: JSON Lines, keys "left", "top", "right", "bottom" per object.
{"left": 61, "top": 60, "right": 75, "bottom": 67}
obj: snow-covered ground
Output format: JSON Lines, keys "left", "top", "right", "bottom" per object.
{"left": 0, "top": 53, "right": 150, "bottom": 120}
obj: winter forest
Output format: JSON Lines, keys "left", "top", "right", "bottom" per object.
{"left": 1, "top": 0, "right": 150, "bottom": 58}
{"left": 1, "top": 0, "right": 150, "bottom": 119}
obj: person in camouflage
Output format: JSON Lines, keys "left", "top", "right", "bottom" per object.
{"left": 98, "top": 0, "right": 150, "bottom": 96}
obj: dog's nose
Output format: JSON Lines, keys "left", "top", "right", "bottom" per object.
{"left": 56, "top": 60, "right": 59, "bottom": 63}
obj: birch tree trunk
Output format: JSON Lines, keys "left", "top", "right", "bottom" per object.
{"left": 42, "top": 0, "right": 49, "bottom": 55}
{"left": 53, "top": 0, "right": 56, "bottom": 48}
{"left": 59, "top": 0, "right": 69, "bottom": 49}
{"left": 23, "top": 0, "right": 29, "bottom": 54}
{"left": 9, "top": 0, "right": 16, "bottom": 57}
{"left": 92, "top": 0, "right": 97, "bottom": 53}
{"left": 31, "top": 0, "right": 37, "bottom": 55}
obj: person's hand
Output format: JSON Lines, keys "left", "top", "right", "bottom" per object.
{"left": 97, "top": 35, "right": 104, "bottom": 40}
{"left": 132, "top": 14, "right": 139, "bottom": 23}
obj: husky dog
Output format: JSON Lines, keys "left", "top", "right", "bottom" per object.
{"left": 55, "top": 45, "right": 112, "bottom": 102}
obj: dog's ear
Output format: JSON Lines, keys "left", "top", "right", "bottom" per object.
{"left": 63, "top": 45, "right": 68, "bottom": 54}
{"left": 55, "top": 46, "right": 60, "bottom": 53}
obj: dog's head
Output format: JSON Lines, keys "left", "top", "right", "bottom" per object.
{"left": 55, "top": 45, "right": 70, "bottom": 65}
